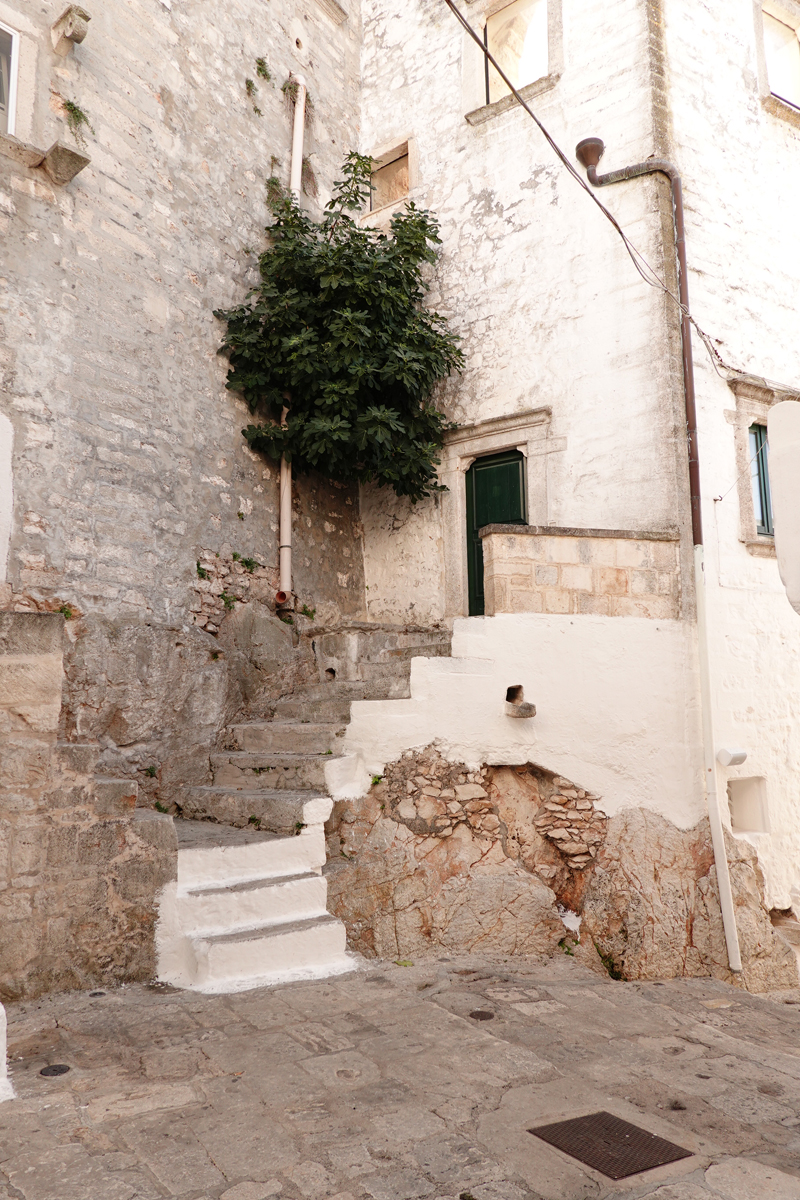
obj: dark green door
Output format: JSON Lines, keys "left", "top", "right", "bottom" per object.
{"left": 466, "top": 450, "right": 526, "bottom": 616}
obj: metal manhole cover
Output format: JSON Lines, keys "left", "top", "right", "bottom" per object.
{"left": 529, "top": 1110, "right": 692, "bottom": 1180}
{"left": 470, "top": 1010, "right": 494, "bottom": 1021}
{"left": 40, "top": 1064, "right": 71, "bottom": 1077}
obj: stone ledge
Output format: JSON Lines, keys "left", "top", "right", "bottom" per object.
{"left": 0, "top": 135, "right": 90, "bottom": 186}
{"left": 465, "top": 73, "right": 562, "bottom": 127}
{"left": 480, "top": 524, "right": 680, "bottom": 541}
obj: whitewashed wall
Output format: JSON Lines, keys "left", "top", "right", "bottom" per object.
{"left": 662, "top": 0, "right": 800, "bottom": 908}
{"left": 359, "top": 0, "right": 689, "bottom": 625}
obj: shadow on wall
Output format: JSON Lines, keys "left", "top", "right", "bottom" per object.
{"left": 325, "top": 747, "right": 799, "bottom": 993}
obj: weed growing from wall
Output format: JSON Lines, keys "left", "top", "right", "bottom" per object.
{"left": 215, "top": 153, "right": 463, "bottom": 501}
{"left": 62, "top": 99, "right": 94, "bottom": 147}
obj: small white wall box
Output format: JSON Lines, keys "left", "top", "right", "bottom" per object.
{"left": 717, "top": 748, "right": 748, "bottom": 767}
{"left": 728, "top": 776, "right": 770, "bottom": 834}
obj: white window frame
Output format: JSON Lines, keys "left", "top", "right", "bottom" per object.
{"left": 756, "top": 0, "right": 800, "bottom": 126}
{"left": 0, "top": 19, "right": 19, "bottom": 138}
{"left": 462, "top": 0, "right": 563, "bottom": 126}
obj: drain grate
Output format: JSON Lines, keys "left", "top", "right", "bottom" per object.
{"left": 529, "top": 1111, "right": 692, "bottom": 1180}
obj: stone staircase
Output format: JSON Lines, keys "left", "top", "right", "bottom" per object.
{"left": 156, "top": 625, "right": 451, "bottom": 992}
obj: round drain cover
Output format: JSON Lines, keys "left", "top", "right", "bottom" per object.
{"left": 469, "top": 1010, "right": 495, "bottom": 1021}
{"left": 40, "top": 1064, "right": 70, "bottom": 1077}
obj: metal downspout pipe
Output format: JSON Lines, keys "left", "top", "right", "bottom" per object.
{"left": 277, "top": 74, "right": 307, "bottom": 604}
{"left": 575, "top": 138, "right": 743, "bottom": 974}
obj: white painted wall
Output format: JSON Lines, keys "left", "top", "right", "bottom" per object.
{"left": 343, "top": 613, "right": 704, "bottom": 829}
{"left": 661, "top": 0, "right": 800, "bottom": 908}
{"left": 355, "top": 0, "right": 800, "bottom": 913}
{"left": 359, "top": 0, "right": 687, "bottom": 624}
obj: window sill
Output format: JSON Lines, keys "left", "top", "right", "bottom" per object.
{"left": 763, "top": 92, "right": 800, "bottom": 131}
{"left": 0, "top": 132, "right": 90, "bottom": 184}
{"left": 359, "top": 197, "right": 409, "bottom": 229}
{"left": 465, "top": 72, "right": 561, "bottom": 127}
{"left": 744, "top": 535, "right": 777, "bottom": 558}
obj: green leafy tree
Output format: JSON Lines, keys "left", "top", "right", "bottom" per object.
{"left": 214, "top": 153, "right": 463, "bottom": 501}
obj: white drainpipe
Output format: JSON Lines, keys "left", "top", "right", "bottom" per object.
{"left": 278, "top": 75, "right": 307, "bottom": 601}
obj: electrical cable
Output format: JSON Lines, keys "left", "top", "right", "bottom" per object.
{"left": 441, "top": 0, "right": 799, "bottom": 398}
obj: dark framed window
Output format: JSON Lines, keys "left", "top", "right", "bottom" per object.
{"left": 749, "top": 423, "right": 773, "bottom": 536}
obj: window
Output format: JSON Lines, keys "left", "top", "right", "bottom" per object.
{"left": 370, "top": 143, "right": 409, "bottom": 212}
{"left": 0, "top": 22, "right": 19, "bottom": 137}
{"left": 484, "top": 0, "right": 548, "bottom": 105}
{"left": 749, "top": 424, "right": 773, "bottom": 536}
{"left": 763, "top": 9, "right": 800, "bottom": 109}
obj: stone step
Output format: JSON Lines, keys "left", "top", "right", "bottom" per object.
{"left": 228, "top": 722, "right": 345, "bottom": 753}
{"left": 180, "top": 786, "right": 326, "bottom": 833}
{"left": 186, "top": 913, "right": 350, "bottom": 991}
{"left": 173, "top": 809, "right": 330, "bottom": 887}
{"left": 211, "top": 752, "right": 330, "bottom": 792}
{"left": 179, "top": 871, "right": 329, "bottom": 935}
{"left": 273, "top": 678, "right": 412, "bottom": 721}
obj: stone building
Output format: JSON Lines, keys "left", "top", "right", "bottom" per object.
{"left": 1, "top": 0, "right": 799, "bottom": 1001}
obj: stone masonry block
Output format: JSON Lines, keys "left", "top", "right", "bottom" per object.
{"left": 92, "top": 779, "right": 138, "bottom": 817}
{"left": 535, "top": 564, "right": 559, "bottom": 587}
{"left": 614, "top": 540, "right": 652, "bottom": 569}
{"left": 630, "top": 570, "right": 658, "bottom": 596}
{"left": 610, "top": 595, "right": 675, "bottom": 619}
{"left": 652, "top": 540, "right": 679, "bottom": 569}
{"left": 577, "top": 593, "right": 611, "bottom": 616}
{"left": 586, "top": 538, "right": 620, "bottom": 566}
{"left": 542, "top": 536, "right": 581, "bottom": 564}
{"left": 0, "top": 613, "right": 64, "bottom": 658}
{"left": 542, "top": 589, "right": 570, "bottom": 614}
{"left": 560, "top": 564, "right": 593, "bottom": 592}
{"left": 597, "top": 567, "right": 629, "bottom": 596}
{"left": 508, "top": 590, "right": 543, "bottom": 614}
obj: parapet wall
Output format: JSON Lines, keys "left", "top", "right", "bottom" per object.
{"left": 481, "top": 526, "right": 681, "bottom": 619}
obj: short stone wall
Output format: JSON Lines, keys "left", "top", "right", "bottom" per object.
{"left": 481, "top": 526, "right": 681, "bottom": 619}
{"left": 0, "top": 613, "right": 176, "bottom": 1000}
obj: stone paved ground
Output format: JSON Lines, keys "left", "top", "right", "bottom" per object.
{"left": 1, "top": 954, "right": 800, "bottom": 1200}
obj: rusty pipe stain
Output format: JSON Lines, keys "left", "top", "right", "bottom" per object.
{"left": 575, "top": 138, "right": 702, "bottom": 548}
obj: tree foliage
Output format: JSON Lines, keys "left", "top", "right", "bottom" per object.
{"left": 214, "top": 153, "right": 463, "bottom": 501}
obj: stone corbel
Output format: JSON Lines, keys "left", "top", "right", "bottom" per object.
{"left": 0, "top": 133, "right": 90, "bottom": 184}
{"left": 51, "top": 6, "right": 91, "bottom": 56}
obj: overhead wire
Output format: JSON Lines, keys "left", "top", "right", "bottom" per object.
{"left": 441, "top": 0, "right": 799, "bottom": 399}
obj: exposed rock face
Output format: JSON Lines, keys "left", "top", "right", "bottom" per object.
{"left": 325, "top": 749, "right": 564, "bottom": 961}
{"left": 580, "top": 809, "right": 799, "bottom": 992}
{"left": 327, "top": 746, "right": 798, "bottom": 992}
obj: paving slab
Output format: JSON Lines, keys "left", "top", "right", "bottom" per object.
{"left": 1, "top": 954, "right": 800, "bottom": 1200}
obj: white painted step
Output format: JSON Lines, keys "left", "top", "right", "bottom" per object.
{"left": 189, "top": 914, "right": 349, "bottom": 990}
{"left": 180, "top": 871, "right": 329, "bottom": 934}
{"left": 175, "top": 806, "right": 329, "bottom": 888}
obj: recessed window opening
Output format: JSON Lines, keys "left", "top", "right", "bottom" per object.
{"left": 749, "top": 423, "right": 773, "bottom": 535}
{"left": 763, "top": 9, "right": 800, "bottom": 109}
{"left": 370, "top": 143, "right": 409, "bottom": 211}
{"left": 728, "top": 777, "right": 770, "bottom": 834}
{"left": 484, "top": 0, "right": 548, "bottom": 105}
{"left": 0, "top": 22, "right": 19, "bottom": 138}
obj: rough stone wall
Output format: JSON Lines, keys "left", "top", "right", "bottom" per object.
{"left": 0, "top": 0, "right": 366, "bottom": 626}
{"left": 326, "top": 745, "right": 797, "bottom": 991}
{"left": 0, "top": 613, "right": 175, "bottom": 1001}
{"left": 482, "top": 527, "right": 680, "bottom": 619}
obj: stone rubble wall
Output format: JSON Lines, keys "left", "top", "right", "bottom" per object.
{"left": 0, "top": 0, "right": 366, "bottom": 627}
{"left": 0, "top": 613, "right": 176, "bottom": 1001}
{"left": 482, "top": 527, "right": 681, "bottom": 619}
{"left": 326, "top": 745, "right": 798, "bottom": 991}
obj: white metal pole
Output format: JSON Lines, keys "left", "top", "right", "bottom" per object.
{"left": 694, "top": 544, "right": 743, "bottom": 972}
